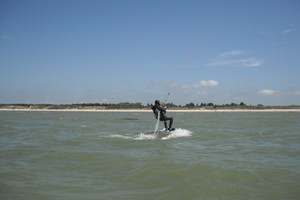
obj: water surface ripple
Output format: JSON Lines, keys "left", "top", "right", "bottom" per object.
{"left": 1, "top": 111, "right": 299, "bottom": 199}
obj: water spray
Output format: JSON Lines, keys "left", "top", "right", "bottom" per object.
{"left": 154, "top": 111, "right": 160, "bottom": 134}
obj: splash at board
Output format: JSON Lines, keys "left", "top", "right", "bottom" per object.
{"left": 159, "top": 128, "right": 192, "bottom": 140}
{"left": 102, "top": 128, "right": 192, "bottom": 140}
{"left": 102, "top": 97, "right": 192, "bottom": 140}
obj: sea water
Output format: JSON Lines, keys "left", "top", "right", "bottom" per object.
{"left": 0, "top": 111, "right": 299, "bottom": 200}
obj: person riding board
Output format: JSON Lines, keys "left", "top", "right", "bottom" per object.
{"left": 151, "top": 100, "right": 174, "bottom": 131}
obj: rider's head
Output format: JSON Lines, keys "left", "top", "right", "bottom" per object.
{"left": 155, "top": 100, "right": 160, "bottom": 106}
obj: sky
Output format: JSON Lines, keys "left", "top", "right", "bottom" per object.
{"left": 0, "top": 0, "right": 299, "bottom": 105}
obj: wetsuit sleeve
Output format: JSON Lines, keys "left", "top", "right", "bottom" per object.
{"left": 151, "top": 105, "right": 158, "bottom": 118}
{"left": 157, "top": 106, "right": 166, "bottom": 113}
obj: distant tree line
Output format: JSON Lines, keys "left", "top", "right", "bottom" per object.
{"left": 1, "top": 102, "right": 299, "bottom": 110}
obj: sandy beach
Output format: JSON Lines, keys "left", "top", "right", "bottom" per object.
{"left": 1, "top": 108, "right": 300, "bottom": 112}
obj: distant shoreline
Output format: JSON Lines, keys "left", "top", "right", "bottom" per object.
{"left": 1, "top": 108, "right": 300, "bottom": 112}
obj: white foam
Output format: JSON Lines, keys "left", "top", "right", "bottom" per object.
{"left": 100, "top": 128, "right": 192, "bottom": 141}
{"left": 133, "top": 133, "right": 157, "bottom": 140}
{"left": 105, "top": 134, "right": 134, "bottom": 140}
{"left": 161, "top": 128, "right": 192, "bottom": 140}
{"left": 102, "top": 133, "right": 157, "bottom": 140}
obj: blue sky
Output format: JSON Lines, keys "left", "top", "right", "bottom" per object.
{"left": 0, "top": 0, "right": 299, "bottom": 105}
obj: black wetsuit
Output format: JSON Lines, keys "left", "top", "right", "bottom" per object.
{"left": 151, "top": 105, "right": 173, "bottom": 130}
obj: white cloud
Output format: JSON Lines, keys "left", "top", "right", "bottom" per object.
{"left": 288, "top": 91, "right": 300, "bottom": 95}
{"left": 208, "top": 50, "right": 263, "bottom": 67}
{"left": 210, "top": 58, "right": 263, "bottom": 67}
{"left": 258, "top": 89, "right": 280, "bottom": 95}
{"left": 219, "top": 50, "right": 244, "bottom": 57}
{"left": 171, "top": 80, "right": 219, "bottom": 89}
{"left": 283, "top": 29, "right": 293, "bottom": 33}
{"left": 200, "top": 80, "right": 219, "bottom": 87}
{"left": 242, "top": 58, "right": 264, "bottom": 67}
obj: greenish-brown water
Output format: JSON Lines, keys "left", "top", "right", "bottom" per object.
{"left": 0, "top": 111, "right": 299, "bottom": 200}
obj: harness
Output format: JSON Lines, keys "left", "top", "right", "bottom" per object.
{"left": 151, "top": 105, "right": 166, "bottom": 120}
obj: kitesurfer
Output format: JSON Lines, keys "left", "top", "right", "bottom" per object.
{"left": 151, "top": 100, "right": 173, "bottom": 131}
